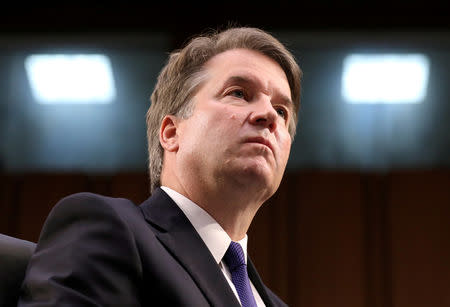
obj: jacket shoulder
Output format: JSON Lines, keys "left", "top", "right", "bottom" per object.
{"left": 40, "top": 192, "right": 143, "bottom": 238}
{"left": 20, "top": 192, "right": 147, "bottom": 306}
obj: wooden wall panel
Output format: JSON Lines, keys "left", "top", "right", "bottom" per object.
{"left": 15, "top": 173, "right": 89, "bottom": 242}
{"left": 294, "top": 172, "right": 366, "bottom": 307}
{"left": 388, "top": 171, "right": 450, "bottom": 307}
{"left": 109, "top": 172, "right": 150, "bottom": 204}
{"left": 0, "top": 174, "right": 19, "bottom": 235}
{"left": 362, "top": 174, "right": 391, "bottom": 307}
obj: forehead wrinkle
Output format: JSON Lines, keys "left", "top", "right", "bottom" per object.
{"left": 223, "top": 74, "right": 261, "bottom": 91}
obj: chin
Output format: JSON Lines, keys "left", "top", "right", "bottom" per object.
{"left": 231, "top": 159, "right": 279, "bottom": 195}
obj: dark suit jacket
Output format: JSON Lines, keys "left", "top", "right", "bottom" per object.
{"left": 0, "top": 234, "right": 36, "bottom": 307}
{"left": 19, "top": 188, "right": 287, "bottom": 306}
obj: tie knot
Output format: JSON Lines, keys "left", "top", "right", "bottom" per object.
{"left": 223, "top": 241, "right": 246, "bottom": 272}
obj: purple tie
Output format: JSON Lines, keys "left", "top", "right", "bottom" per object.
{"left": 223, "top": 241, "right": 258, "bottom": 307}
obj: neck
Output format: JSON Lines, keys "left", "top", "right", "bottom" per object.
{"left": 161, "top": 158, "right": 274, "bottom": 241}
{"left": 164, "top": 178, "right": 269, "bottom": 241}
{"left": 196, "top": 193, "right": 260, "bottom": 241}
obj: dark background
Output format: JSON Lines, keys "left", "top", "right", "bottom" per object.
{"left": 2, "top": 3, "right": 450, "bottom": 48}
{"left": 1, "top": 3, "right": 450, "bottom": 307}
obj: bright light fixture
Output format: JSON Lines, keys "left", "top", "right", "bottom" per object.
{"left": 25, "top": 54, "right": 116, "bottom": 104}
{"left": 342, "top": 54, "right": 429, "bottom": 104}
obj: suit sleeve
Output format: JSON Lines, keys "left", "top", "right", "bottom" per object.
{"left": 19, "top": 193, "right": 143, "bottom": 306}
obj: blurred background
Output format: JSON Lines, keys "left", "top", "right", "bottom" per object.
{"left": 1, "top": 3, "right": 449, "bottom": 307}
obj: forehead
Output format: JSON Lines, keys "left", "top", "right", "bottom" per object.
{"left": 203, "top": 48, "right": 291, "bottom": 99}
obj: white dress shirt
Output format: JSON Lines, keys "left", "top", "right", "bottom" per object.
{"left": 161, "top": 186, "right": 265, "bottom": 307}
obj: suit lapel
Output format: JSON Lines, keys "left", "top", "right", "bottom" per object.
{"left": 140, "top": 188, "right": 240, "bottom": 307}
{"left": 248, "top": 257, "right": 275, "bottom": 307}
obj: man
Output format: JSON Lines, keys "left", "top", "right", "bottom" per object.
{"left": 19, "top": 27, "right": 302, "bottom": 306}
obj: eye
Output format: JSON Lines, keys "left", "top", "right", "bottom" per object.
{"left": 228, "top": 89, "right": 247, "bottom": 100}
{"left": 275, "top": 106, "right": 288, "bottom": 119}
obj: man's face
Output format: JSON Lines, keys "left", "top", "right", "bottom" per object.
{"left": 175, "top": 48, "right": 293, "bottom": 199}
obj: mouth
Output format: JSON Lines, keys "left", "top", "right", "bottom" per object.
{"left": 244, "top": 136, "right": 274, "bottom": 153}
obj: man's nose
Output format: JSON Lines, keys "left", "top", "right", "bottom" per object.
{"left": 248, "top": 97, "right": 278, "bottom": 133}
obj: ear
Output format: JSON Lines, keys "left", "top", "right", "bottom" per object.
{"left": 159, "top": 115, "right": 179, "bottom": 152}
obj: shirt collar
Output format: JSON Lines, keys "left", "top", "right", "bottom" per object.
{"left": 161, "top": 186, "right": 248, "bottom": 264}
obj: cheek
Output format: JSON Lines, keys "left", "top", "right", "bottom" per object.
{"left": 207, "top": 107, "right": 244, "bottom": 135}
{"left": 187, "top": 110, "right": 240, "bottom": 148}
{"left": 278, "top": 134, "right": 292, "bottom": 163}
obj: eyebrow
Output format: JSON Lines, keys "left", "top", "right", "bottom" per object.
{"left": 223, "top": 75, "right": 293, "bottom": 109}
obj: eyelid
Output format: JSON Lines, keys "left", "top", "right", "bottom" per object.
{"left": 273, "top": 104, "right": 290, "bottom": 121}
{"left": 225, "top": 86, "right": 248, "bottom": 99}
{"left": 226, "top": 85, "right": 244, "bottom": 92}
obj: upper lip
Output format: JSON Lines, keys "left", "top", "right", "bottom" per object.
{"left": 245, "top": 136, "right": 274, "bottom": 153}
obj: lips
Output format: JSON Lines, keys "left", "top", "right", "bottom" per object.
{"left": 244, "top": 136, "right": 274, "bottom": 153}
